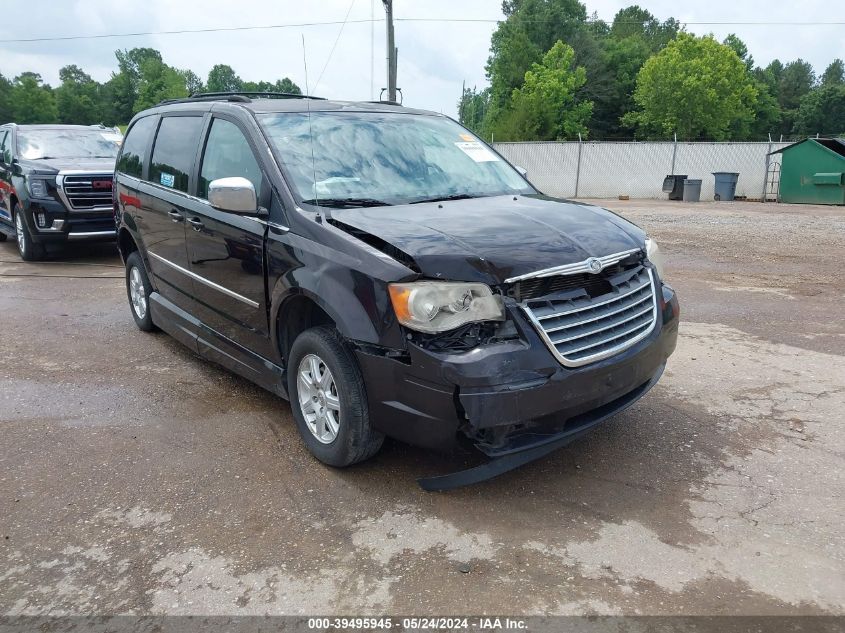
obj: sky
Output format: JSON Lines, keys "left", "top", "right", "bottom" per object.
{"left": 0, "top": 0, "right": 843, "bottom": 118}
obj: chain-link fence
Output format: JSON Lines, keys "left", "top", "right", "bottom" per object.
{"left": 494, "top": 140, "right": 792, "bottom": 200}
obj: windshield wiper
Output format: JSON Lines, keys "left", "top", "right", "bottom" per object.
{"left": 299, "top": 197, "right": 390, "bottom": 208}
{"left": 409, "top": 193, "right": 480, "bottom": 204}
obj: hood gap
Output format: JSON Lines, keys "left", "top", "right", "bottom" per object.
{"left": 327, "top": 218, "right": 421, "bottom": 273}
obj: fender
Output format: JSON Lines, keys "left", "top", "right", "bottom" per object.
{"left": 115, "top": 187, "right": 157, "bottom": 289}
{"left": 267, "top": 220, "right": 415, "bottom": 356}
{"left": 269, "top": 265, "right": 401, "bottom": 353}
{"left": 117, "top": 214, "right": 152, "bottom": 271}
{"left": 11, "top": 174, "right": 28, "bottom": 208}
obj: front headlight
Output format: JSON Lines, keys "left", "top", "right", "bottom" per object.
{"left": 388, "top": 281, "right": 505, "bottom": 333}
{"left": 645, "top": 238, "right": 666, "bottom": 280}
{"left": 28, "top": 178, "right": 50, "bottom": 198}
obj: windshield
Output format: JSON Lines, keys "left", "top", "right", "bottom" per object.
{"left": 17, "top": 129, "right": 122, "bottom": 160}
{"left": 257, "top": 111, "right": 533, "bottom": 205}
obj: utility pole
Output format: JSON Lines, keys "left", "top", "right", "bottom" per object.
{"left": 382, "top": 0, "right": 397, "bottom": 102}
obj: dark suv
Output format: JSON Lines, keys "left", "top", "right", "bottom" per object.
{"left": 0, "top": 124, "right": 121, "bottom": 260}
{"left": 114, "top": 93, "right": 679, "bottom": 488}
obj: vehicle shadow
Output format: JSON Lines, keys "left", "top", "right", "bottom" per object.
{"left": 0, "top": 239, "right": 121, "bottom": 265}
{"left": 44, "top": 241, "right": 122, "bottom": 264}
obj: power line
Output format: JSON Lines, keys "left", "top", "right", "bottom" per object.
{"left": 1, "top": 18, "right": 843, "bottom": 44}
{"left": 397, "top": 18, "right": 845, "bottom": 25}
{"left": 0, "top": 19, "right": 380, "bottom": 44}
{"left": 314, "top": 0, "right": 357, "bottom": 92}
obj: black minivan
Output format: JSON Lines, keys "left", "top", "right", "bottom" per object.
{"left": 114, "top": 93, "right": 678, "bottom": 487}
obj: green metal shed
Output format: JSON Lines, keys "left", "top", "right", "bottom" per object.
{"left": 771, "top": 138, "right": 845, "bottom": 205}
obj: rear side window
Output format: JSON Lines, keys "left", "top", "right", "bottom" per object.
{"left": 149, "top": 116, "right": 204, "bottom": 193}
{"left": 117, "top": 116, "right": 157, "bottom": 178}
{"left": 199, "top": 118, "right": 262, "bottom": 199}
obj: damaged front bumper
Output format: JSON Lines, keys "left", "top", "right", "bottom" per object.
{"left": 354, "top": 284, "right": 679, "bottom": 485}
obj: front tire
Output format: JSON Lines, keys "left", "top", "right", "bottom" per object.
{"left": 125, "top": 251, "right": 156, "bottom": 332}
{"left": 287, "top": 326, "right": 383, "bottom": 467}
{"left": 14, "top": 205, "right": 45, "bottom": 261}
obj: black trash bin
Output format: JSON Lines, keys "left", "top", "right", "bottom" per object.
{"left": 662, "top": 174, "right": 688, "bottom": 201}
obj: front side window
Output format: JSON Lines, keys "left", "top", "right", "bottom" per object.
{"left": 117, "top": 116, "right": 158, "bottom": 179}
{"left": 16, "top": 128, "right": 120, "bottom": 161}
{"left": 199, "top": 118, "right": 262, "bottom": 199}
{"left": 0, "top": 131, "right": 9, "bottom": 164}
{"left": 149, "top": 116, "right": 204, "bottom": 194}
{"left": 257, "top": 111, "right": 533, "bottom": 206}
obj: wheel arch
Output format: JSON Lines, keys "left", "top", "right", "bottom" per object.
{"left": 117, "top": 226, "right": 139, "bottom": 262}
{"left": 274, "top": 290, "right": 338, "bottom": 365}
{"left": 270, "top": 267, "right": 392, "bottom": 366}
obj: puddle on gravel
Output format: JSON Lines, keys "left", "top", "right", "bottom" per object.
{"left": 2, "top": 323, "right": 843, "bottom": 615}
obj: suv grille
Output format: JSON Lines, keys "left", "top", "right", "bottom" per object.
{"left": 507, "top": 262, "right": 627, "bottom": 301}
{"left": 60, "top": 174, "right": 113, "bottom": 210}
{"left": 522, "top": 265, "right": 658, "bottom": 367}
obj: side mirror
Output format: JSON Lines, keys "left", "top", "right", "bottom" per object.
{"left": 208, "top": 177, "right": 257, "bottom": 213}
{"left": 515, "top": 165, "right": 528, "bottom": 179}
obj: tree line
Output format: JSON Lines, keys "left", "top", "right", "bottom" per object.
{"left": 459, "top": 1, "right": 845, "bottom": 141}
{"left": 0, "top": 48, "right": 301, "bottom": 127}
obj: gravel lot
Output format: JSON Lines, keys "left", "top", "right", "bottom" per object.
{"left": 1, "top": 200, "right": 843, "bottom": 616}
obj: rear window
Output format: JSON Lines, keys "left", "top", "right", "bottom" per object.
{"left": 117, "top": 117, "right": 157, "bottom": 179}
{"left": 149, "top": 116, "right": 204, "bottom": 193}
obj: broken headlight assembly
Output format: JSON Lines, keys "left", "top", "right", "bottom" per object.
{"left": 388, "top": 281, "right": 505, "bottom": 334}
{"left": 645, "top": 237, "right": 666, "bottom": 280}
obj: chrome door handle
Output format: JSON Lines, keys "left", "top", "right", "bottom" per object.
{"left": 187, "top": 217, "right": 204, "bottom": 231}
{"left": 168, "top": 209, "right": 184, "bottom": 223}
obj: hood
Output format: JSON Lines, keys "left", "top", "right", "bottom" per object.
{"left": 18, "top": 157, "right": 116, "bottom": 174}
{"left": 331, "top": 194, "right": 646, "bottom": 284}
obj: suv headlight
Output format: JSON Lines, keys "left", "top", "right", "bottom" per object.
{"left": 645, "top": 238, "right": 666, "bottom": 280}
{"left": 388, "top": 281, "right": 505, "bottom": 333}
{"left": 28, "top": 178, "right": 51, "bottom": 198}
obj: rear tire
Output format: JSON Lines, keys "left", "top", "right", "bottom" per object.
{"left": 287, "top": 326, "right": 383, "bottom": 467}
{"left": 125, "top": 251, "right": 156, "bottom": 332}
{"left": 14, "top": 205, "right": 45, "bottom": 262}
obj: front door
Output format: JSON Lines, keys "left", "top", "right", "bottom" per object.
{"left": 137, "top": 114, "right": 205, "bottom": 309}
{"left": 183, "top": 116, "right": 270, "bottom": 358}
{"left": 0, "top": 130, "right": 12, "bottom": 223}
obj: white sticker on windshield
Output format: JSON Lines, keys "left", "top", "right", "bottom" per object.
{"left": 455, "top": 141, "right": 499, "bottom": 163}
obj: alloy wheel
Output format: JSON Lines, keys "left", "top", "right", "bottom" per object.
{"left": 15, "top": 213, "right": 25, "bottom": 254}
{"left": 129, "top": 266, "right": 147, "bottom": 320}
{"left": 297, "top": 353, "right": 341, "bottom": 444}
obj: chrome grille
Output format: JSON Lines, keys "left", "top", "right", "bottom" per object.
{"left": 522, "top": 266, "right": 658, "bottom": 367}
{"left": 59, "top": 173, "right": 113, "bottom": 210}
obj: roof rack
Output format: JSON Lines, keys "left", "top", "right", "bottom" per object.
{"left": 193, "top": 91, "right": 324, "bottom": 101}
{"left": 157, "top": 91, "right": 325, "bottom": 106}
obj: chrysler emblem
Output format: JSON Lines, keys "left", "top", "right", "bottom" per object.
{"left": 587, "top": 257, "right": 603, "bottom": 273}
